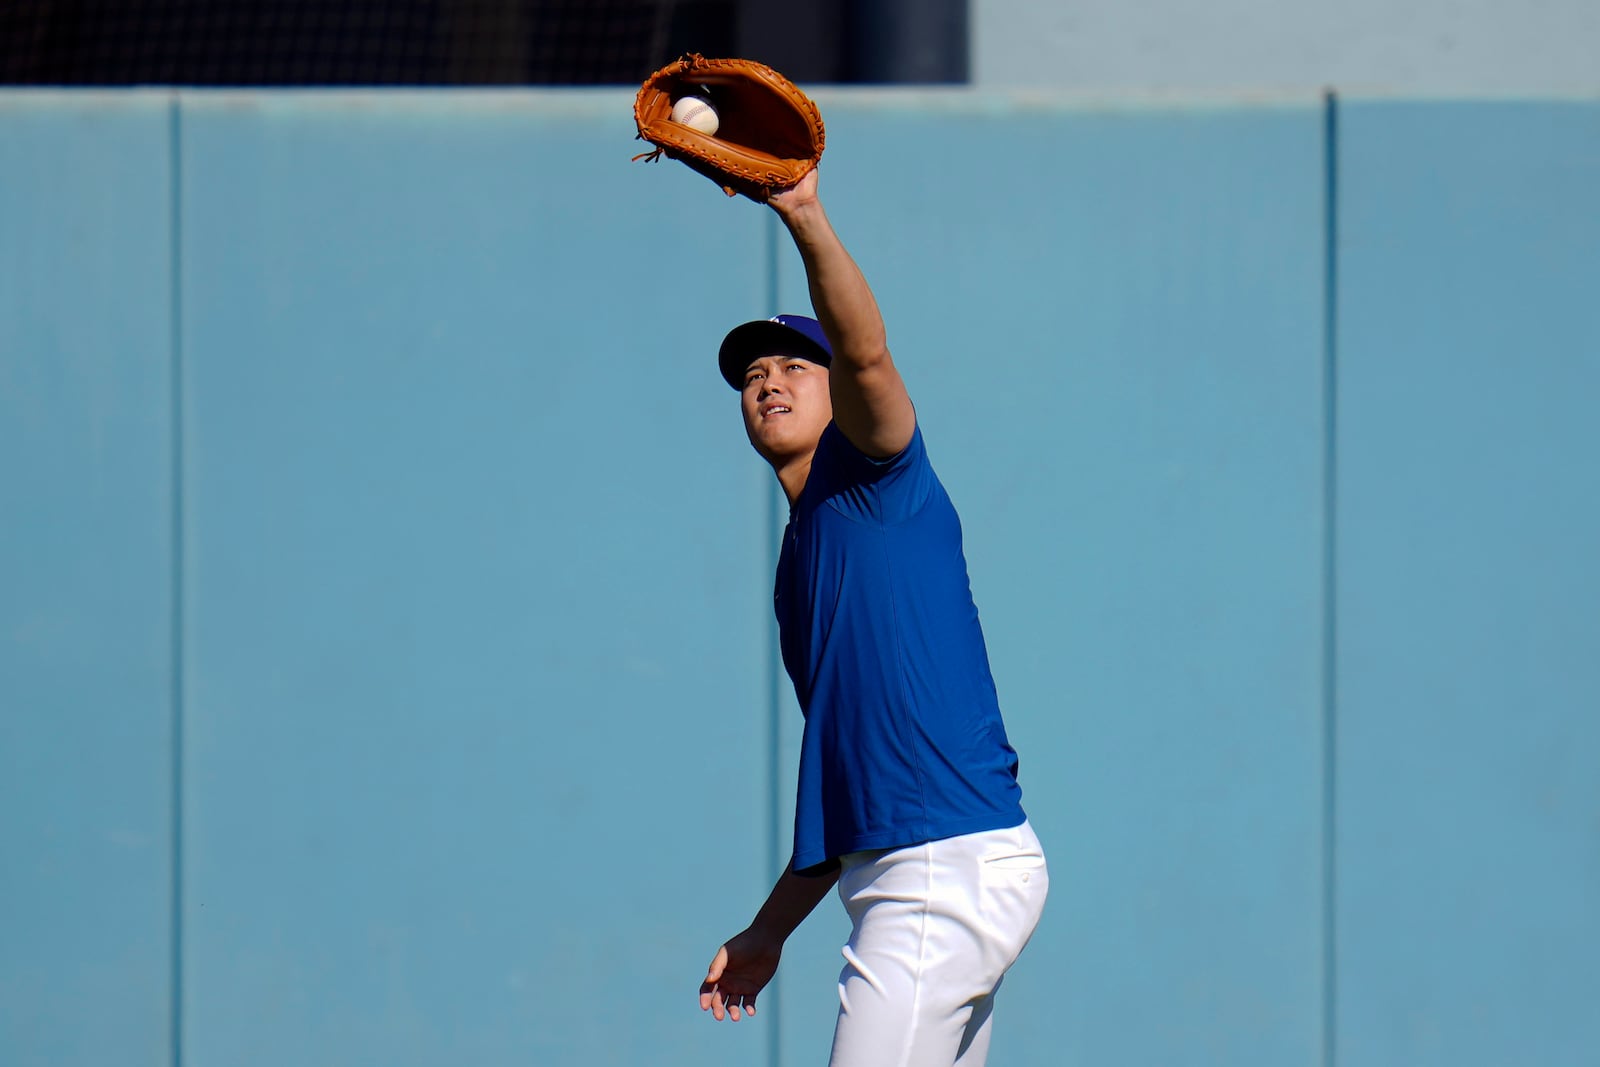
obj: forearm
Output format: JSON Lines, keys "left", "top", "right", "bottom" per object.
{"left": 778, "top": 201, "right": 887, "bottom": 369}
{"left": 769, "top": 171, "right": 915, "bottom": 456}
{"left": 747, "top": 860, "right": 840, "bottom": 942}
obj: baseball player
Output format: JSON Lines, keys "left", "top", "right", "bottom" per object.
{"left": 697, "top": 166, "right": 1048, "bottom": 1067}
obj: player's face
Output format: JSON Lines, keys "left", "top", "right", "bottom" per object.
{"left": 740, "top": 353, "right": 832, "bottom": 463}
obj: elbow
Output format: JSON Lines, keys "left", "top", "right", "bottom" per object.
{"left": 842, "top": 337, "right": 892, "bottom": 373}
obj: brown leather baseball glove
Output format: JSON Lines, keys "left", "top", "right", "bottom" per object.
{"left": 632, "top": 54, "right": 825, "bottom": 202}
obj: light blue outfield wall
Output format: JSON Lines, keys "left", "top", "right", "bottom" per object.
{"left": 0, "top": 94, "right": 175, "bottom": 1067}
{"left": 175, "top": 92, "right": 773, "bottom": 1067}
{"left": 1, "top": 90, "right": 1596, "bottom": 1067}
{"left": 1334, "top": 98, "right": 1600, "bottom": 1067}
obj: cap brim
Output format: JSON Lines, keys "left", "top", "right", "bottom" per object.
{"left": 718, "top": 320, "right": 833, "bottom": 389}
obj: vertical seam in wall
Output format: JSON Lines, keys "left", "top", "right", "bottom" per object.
{"left": 167, "top": 91, "right": 186, "bottom": 1067}
{"left": 762, "top": 208, "right": 784, "bottom": 1067}
{"left": 1320, "top": 87, "right": 1340, "bottom": 1067}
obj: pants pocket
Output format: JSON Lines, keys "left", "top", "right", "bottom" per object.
{"left": 980, "top": 850, "right": 1047, "bottom": 871}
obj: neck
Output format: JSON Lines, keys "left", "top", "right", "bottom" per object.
{"left": 772, "top": 452, "right": 813, "bottom": 507}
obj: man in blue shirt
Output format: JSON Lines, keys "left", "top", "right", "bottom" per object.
{"left": 698, "top": 167, "right": 1047, "bottom": 1067}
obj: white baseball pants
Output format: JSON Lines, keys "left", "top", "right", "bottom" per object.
{"left": 828, "top": 820, "right": 1049, "bottom": 1067}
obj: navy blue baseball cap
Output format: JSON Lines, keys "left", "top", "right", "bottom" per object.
{"left": 718, "top": 314, "right": 833, "bottom": 390}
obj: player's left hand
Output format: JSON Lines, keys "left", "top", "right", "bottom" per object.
{"left": 699, "top": 927, "right": 782, "bottom": 1021}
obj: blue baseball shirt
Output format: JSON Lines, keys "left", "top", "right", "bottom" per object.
{"left": 776, "top": 421, "right": 1026, "bottom": 873}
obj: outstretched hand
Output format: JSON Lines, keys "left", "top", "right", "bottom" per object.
{"left": 699, "top": 928, "right": 783, "bottom": 1022}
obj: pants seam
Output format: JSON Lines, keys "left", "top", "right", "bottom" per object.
{"left": 894, "top": 841, "right": 935, "bottom": 1067}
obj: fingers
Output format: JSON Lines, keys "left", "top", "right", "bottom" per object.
{"left": 702, "top": 987, "right": 758, "bottom": 1022}
{"left": 698, "top": 941, "right": 771, "bottom": 1022}
{"left": 700, "top": 953, "right": 759, "bottom": 1021}
{"left": 724, "top": 991, "right": 757, "bottom": 1021}
{"left": 700, "top": 946, "right": 728, "bottom": 1016}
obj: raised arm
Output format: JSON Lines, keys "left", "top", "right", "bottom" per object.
{"left": 768, "top": 170, "right": 917, "bottom": 459}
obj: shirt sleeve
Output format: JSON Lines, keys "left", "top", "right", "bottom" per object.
{"left": 810, "top": 421, "right": 937, "bottom": 527}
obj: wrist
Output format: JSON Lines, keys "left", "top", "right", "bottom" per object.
{"left": 744, "top": 918, "right": 790, "bottom": 946}
{"left": 773, "top": 196, "right": 826, "bottom": 232}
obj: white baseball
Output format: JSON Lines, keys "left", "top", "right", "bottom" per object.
{"left": 670, "top": 95, "right": 719, "bottom": 136}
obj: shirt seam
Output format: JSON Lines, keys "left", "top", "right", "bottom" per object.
{"left": 878, "top": 516, "right": 932, "bottom": 844}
